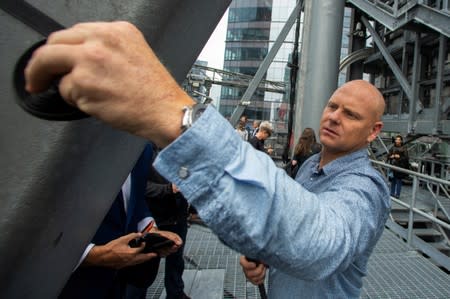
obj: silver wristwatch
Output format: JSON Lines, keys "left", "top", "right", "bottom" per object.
{"left": 181, "top": 103, "right": 208, "bottom": 132}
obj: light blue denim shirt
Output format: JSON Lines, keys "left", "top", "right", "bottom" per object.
{"left": 155, "top": 107, "right": 391, "bottom": 298}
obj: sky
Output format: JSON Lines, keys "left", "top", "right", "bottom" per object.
{"left": 195, "top": 9, "right": 228, "bottom": 102}
{"left": 197, "top": 10, "right": 228, "bottom": 71}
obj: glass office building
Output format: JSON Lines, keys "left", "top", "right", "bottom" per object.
{"left": 220, "top": 0, "right": 297, "bottom": 124}
{"left": 219, "top": 1, "right": 351, "bottom": 156}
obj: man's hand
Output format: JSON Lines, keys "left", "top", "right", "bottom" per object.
{"left": 148, "top": 228, "right": 183, "bottom": 257}
{"left": 83, "top": 233, "right": 157, "bottom": 269}
{"left": 239, "top": 256, "right": 267, "bottom": 285}
{"left": 25, "top": 21, "right": 194, "bottom": 148}
{"left": 84, "top": 229, "right": 183, "bottom": 269}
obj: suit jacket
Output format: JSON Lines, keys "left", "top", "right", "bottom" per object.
{"left": 146, "top": 144, "right": 189, "bottom": 226}
{"left": 59, "top": 144, "right": 157, "bottom": 299}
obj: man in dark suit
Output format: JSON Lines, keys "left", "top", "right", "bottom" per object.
{"left": 146, "top": 143, "right": 190, "bottom": 299}
{"left": 59, "top": 145, "right": 182, "bottom": 299}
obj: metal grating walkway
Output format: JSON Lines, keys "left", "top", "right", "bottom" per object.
{"left": 146, "top": 224, "right": 450, "bottom": 298}
{"left": 362, "top": 229, "right": 450, "bottom": 298}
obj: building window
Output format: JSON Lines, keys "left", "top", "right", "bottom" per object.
{"left": 224, "top": 47, "right": 268, "bottom": 61}
{"left": 228, "top": 7, "right": 272, "bottom": 22}
{"left": 225, "top": 66, "right": 259, "bottom": 76}
{"left": 226, "top": 28, "right": 271, "bottom": 41}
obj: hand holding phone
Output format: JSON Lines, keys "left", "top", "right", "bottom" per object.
{"left": 129, "top": 232, "right": 175, "bottom": 253}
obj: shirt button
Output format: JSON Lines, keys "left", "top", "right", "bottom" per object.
{"left": 178, "top": 166, "right": 190, "bottom": 179}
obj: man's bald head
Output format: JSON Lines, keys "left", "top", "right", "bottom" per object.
{"left": 340, "top": 80, "right": 385, "bottom": 121}
{"left": 318, "top": 80, "right": 385, "bottom": 165}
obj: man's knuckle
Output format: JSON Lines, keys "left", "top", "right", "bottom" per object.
{"left": 82, "top": 43, "right": 109, "bottom": 63}
{"left": 71, "top": 69, "right": 93, "bottom": 91}
{"left": 115, "top": 21, "right": 138, "bottom": 33}
{"left": 47, "top": 32, "right": 59, "bottom": 43}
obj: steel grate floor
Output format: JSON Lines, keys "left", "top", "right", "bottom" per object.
{"left": 146, "top": 224, "right": 450, "bottom": 299}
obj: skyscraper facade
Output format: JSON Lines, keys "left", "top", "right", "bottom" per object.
{"left": 220, "top": 0, "right": 297, "bottom": 124}
{"left": 219, "top": 0, "right": 351, "bottom": 156}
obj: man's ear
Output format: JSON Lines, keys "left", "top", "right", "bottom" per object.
{"left": 367, "top": 121, "right": 383, "bottom": 143}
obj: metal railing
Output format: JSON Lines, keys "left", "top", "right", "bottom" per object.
{"left": 372, "top": 158, "right": 450, "bottom": 269}
{"left": 371, "top": 159, "right": 450, "bottom": 239}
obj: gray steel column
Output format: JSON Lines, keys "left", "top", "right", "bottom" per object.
{"left": 0, "top": 0, "right": 230, "bottom": 297}
{"left": 398, "top": 31, "right": 410, "bottom": 117}
{"left": 294, "top": 0, "right": 346, "bottom": 143}
{"left": 433, "top": 34, "right": 447, "bottom": 134}
{"left": 347, "top": 9, "right": 366, "bottom": 81}
{"left": 409, "top": 33, "right": 421, "bottom": 134}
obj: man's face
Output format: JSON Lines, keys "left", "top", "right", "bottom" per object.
{"left": 319, "top": 83, "right": 383, "bottom": 157}
{"left": 261, "top": 130, "right": 270, "bottom": 140}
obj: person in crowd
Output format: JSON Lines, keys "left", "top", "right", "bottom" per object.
{"left": 235, "top": 115, "right": 249, "bottom": 141}
{"left": 145, "top": 143, "right": 190, "bottom": 299}
{"left": 59, "top": 144, "right": 182, "bottom": 299}
{"left": 285, "top": 128, "right": 321, "bottom": 178}
{"left": 249, "top": 121, "right": 274, "bottom": 155}
{"left": 25, "top": 22, "right": 390, "bottom": 298}
{"left": 251, "top": 119, "right": 261, "bottom": 137}
{"left": 387, "top": 135, "right": 409, "bottom": 198}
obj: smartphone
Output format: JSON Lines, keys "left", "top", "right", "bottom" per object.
{"left": 129, "top": 232, "right": 175, "bottom": 253}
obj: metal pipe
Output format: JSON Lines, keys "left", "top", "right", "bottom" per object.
{"left": 409, "top": 33, "right": 421, "bottom": 134}
{"left": 294, "top": 0, "right": 346, "bottom": 141}
{"left": 433, "top": 34, "right": 447, "bottom": 134}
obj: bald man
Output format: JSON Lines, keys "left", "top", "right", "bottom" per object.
{"left": 25, "top": 22, "right": 390, "bottom": 298}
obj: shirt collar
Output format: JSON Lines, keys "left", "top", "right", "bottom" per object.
{"left": 311, "top": 148, "right": 369, "bottom": 176}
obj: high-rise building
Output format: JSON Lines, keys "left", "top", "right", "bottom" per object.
{"left": 218, "top": 1, "right": 351, "bottom": 157}
{"left": 220, "top": 0, "right": 297, "bottom": 125}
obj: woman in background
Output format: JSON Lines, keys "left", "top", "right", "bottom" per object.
{"left": 286, "top": 128, "right": 321, "bottom": 179}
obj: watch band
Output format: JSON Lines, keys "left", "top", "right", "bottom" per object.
{"left": 181, "top": 103, "right": 208, "bottom": 132}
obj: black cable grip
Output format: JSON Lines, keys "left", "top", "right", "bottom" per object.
{"left": 13, "top": 39, "right": 89, "bottom": 121}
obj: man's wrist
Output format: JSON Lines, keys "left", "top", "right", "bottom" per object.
{"left": 83, "top": 245, "right": 105, "bottom": 267}
{"left": 143, "top": 92, "right": 195, "bottom": 148}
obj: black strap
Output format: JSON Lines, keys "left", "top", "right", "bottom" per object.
{"left": 2, "top": 0, "right": 89, "bottom": 121}
{"left": 0, "top": 0, "right": 64, "bottom": 36}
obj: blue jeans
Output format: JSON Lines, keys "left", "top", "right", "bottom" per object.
{"left": 390, "top": 177, "right": 402, "bottom": 197}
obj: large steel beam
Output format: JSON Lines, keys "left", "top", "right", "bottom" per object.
{"left": 361, "top": 16, "right": 414, "bottom": 101}
{"left": 294, "top": 0, "right": 346, "bottom": 141}
{"left": 433, "top": 34, "right": 447, "bottom": 134}
{"left": 346, "top": 9, "right": 366, "bottom": 81}
{"left": 413, "top": 5, "right": 450, "bottom": 38}
{"left": 0, "top": 0, "right": 230, "bottom": 298}
{"left": 409, "top": 33, "right": 421, "bottom": 134}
